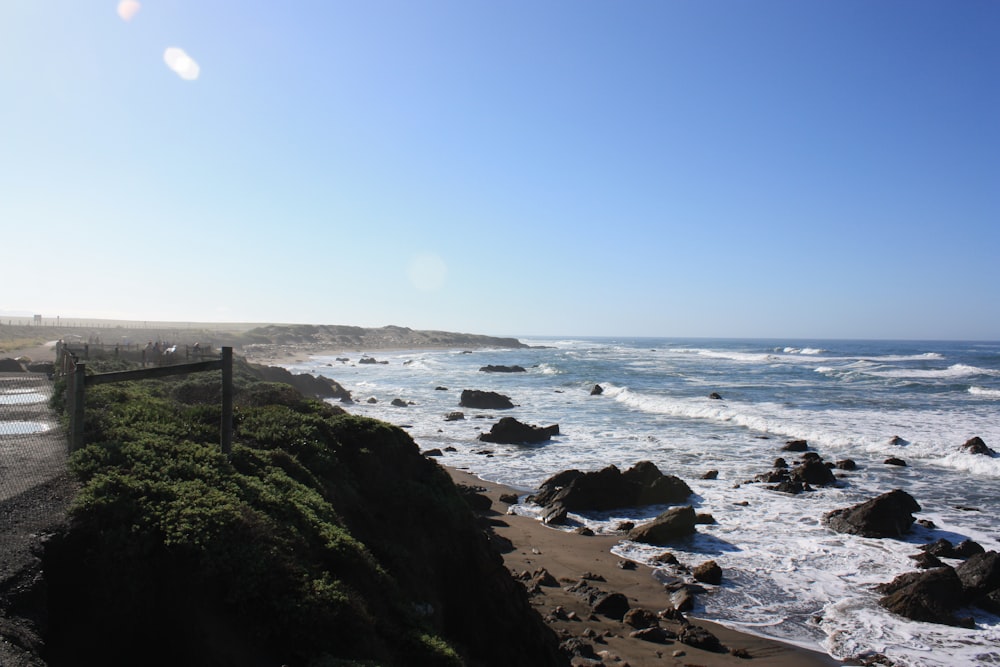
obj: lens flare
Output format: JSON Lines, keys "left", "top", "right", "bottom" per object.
{"left": 163, "top": 47, "right": 200, "bottom": 81}
{"left": 117, "top": 0, "right": 141, "bottom": 22}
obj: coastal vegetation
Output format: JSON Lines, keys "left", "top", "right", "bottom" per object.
{"left": 41, "top": 360, "right": 561, "bottom": 666}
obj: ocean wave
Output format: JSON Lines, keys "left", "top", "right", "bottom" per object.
{"left": 969, "top": 386, "right": 1000, "bottom": 398}
{"left": 782, "top": 347, "right": 827, "bottom": 355}
{"left": 868, "top": 364, "right": 998, "bottom": 379}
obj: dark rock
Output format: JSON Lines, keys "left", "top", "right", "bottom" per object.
{"left": 955, "top": 540, "right": 987, "bottom": 558}
{"left": 773, "top": 457, "right": 788, "bottom": 469}
{"left": 694, "top": 513, "right": 716, "bottom": 525}
{"left": 479, "top": 417, "right": 559, "bottom": 444}
{"left": 617, "top": 559, "right": 637, "bottom": 570}
{"left": 653, "top": 552, "right": 680, "bottom": 566}
{"left": 542, "top": 504, "right": 568, "bottom": 526}
{"left": 358, "top": 357, "right": 378, "bottom": 364}
{"left": 615, "top": 521, "right": 635, "bottom": 532}
{"left": 623, "top": 608, "right": 660, "bottom": 629}
{"left": 499, "top": 493, "right": 519, "bottom": 505}
{"left": 575, "top": 526, "right": 594, "bottom": 536}
{"left": 878, "top": 567, "right": 967, "bottom": 626}
{"left": 884, "top": 457, "right": 907, "bottom": 466}
{"left": 956, "top": 551, "right": 1000, "bottom": 601}
{"left": 921, "top": 538, "right": 957, "bottom": 558}
{"left": 627, "top": 506, "right": 697, "bottom": 545}
{"left": 917, "top": 519, "right": 937, "bottom": 529}
{"left": 479, "top": 365, "right": 526, "bottom": 373}
{"left": 701, "top": 470, "right": 719, "bottom": 480}
{"left": 459, "top": 389, "right": 514, "bottom": 410}
{"left": 961, "top": 436, "right": 996, "bottom": 456}
{"left": 434, "top": 386, "right": 448, "bottom": 391}
{"left": 791, "top": 459, "right": 836, "bottom": 486}
{"left": 423, "top": 448, "right": 443, "bottom": 457}
{"left": 592, "top": 592, "right": 630, "bottom": 620}
{"left": 910, "top": 552, "right": 945, "bottom": 569}
{"left": 390, "top": 398, "right": 408, "bottom": 407}
{"left": 444, "top": 411, "right": 465, "bottom": 421}
{"left": 668, "top": 587, "right": 695, "bottom": 611}
{"left": 782, "top": 440, "right": 809, "bottom": 452}
{"left": 529, "top": 461, "right": 692, "bottom": 513}
{"left": 678, "top": 625, "right": 725, "bottom": 652}
{"left": 769, "top": 479, "right": 807, "bottom": 495}
{"left": 629, "top": 627, "right": 675, "bottom": 644}
{"left": 530, "top": 568, "right": 560, "bottom": 588}
{"left": 590, "top": 384, "right": 604, "bottom": 396}
{"left": 692, "top": 560, "right": 722, "bottom": 585}
{"left": 824, "top": 489, "right": 921, "bottom": 538}
{"left": 366, "top": 396, "right": 377, "bottom": 404}
{"left": 889, "top": 435, "right": 907, "bottom": 446}
{"left": 559, "top": 637, "right": 597, "bottom": 660}
{"left": 835, "top": 459, "right": 857, "bottom": 470}
{"left": 708, "top": 392, "right": 723, "bottom": 400}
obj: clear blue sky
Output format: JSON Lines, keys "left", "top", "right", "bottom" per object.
{"left": 2, "top": 1, "right": 997, "bottom": 340}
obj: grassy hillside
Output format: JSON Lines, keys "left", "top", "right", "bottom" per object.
{"left": 42, "top": 363, "right": 562, "bottom": 666}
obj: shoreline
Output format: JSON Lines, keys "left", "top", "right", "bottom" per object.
{"left": 444, "top": 466, "right": 845, "bottom": 666}
{"left": 0, "top": 340, "right": 846, "bottom": 664}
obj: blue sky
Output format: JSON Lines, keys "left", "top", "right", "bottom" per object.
{"left": 2, "top": 1, "right": 997, "bottom": 339}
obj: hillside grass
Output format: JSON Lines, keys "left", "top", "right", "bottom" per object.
{"left": 50, "top": 366, "right": 472, "bottom": 666}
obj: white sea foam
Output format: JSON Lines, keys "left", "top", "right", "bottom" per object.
{"left": 969, "top": 387, "right": 1000, "bottom": 398}
{"left": 869, "top": 364, "right": 998, "bottom": 379}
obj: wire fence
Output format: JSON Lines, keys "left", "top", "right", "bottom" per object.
{"left": 0, "top": 369, "right": 67, "bottom": 513}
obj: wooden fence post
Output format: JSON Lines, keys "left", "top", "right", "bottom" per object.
{"left": 221, "top": 347, "right": 233, "bottom": 455}
{"left": 69, "top": 361, "right": 86, "bottom": 452}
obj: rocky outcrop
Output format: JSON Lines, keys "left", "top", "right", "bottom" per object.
{"left": 479, "top": 365, "right": 526, "bottom": 373}
{"left": 528, "top": 462, "right": 693, "bottom": 523}
{"left": 459, "top": 389, "right": 514, "bottom": 410}
{"left": 478, "top": 417, "right": 559, "bottom": 445}
{"left": 252, "top": 364, "right": 353, "bottom": 402}
{"left": 824, "top": 489, "right": 921, "bottom": 538}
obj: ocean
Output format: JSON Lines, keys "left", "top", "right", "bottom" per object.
{"left": 286, "top": 337, "right": 1000, "bottom": 666}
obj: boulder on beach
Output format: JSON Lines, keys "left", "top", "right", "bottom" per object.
{"left": 528, "top": 461, "right": 693, "bottom": 515}
{"left": 479, "top": 365, "right": 526, "bottom": 373}
{"left": 627, "top": 506, "right": 697, "bottom": 546}
{"left": 824, "top": 489, "right": 921, "bottom": 538}
{"left": 459, "top": 389, "right": 514, "bottom": 410}
{"left": 478, "top": 417, "right": 559, "bottom": 445}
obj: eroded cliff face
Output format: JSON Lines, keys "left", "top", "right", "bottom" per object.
{"left": 31, "top": 372, "right": 563, "bottom": 667}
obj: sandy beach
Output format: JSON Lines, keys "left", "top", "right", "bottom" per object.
{"left": 445, "top": 467, "right": 845, "bottom": 666}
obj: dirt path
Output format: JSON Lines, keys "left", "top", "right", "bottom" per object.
{"left": 0, "top": 352, "right": 75, "bottom": 665}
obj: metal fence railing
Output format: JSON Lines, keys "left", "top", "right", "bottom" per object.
{"left": 0, "top": 370, "right": 67, "bottom": 509}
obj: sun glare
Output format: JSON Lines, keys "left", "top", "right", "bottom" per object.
{"left": 116, "top": 0, "right": 141, "bottom": 22}
{"left": 163, "top": 47, "right": 201, "bottom": 81}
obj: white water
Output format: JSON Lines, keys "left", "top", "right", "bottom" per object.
{"left": 289, "top": 337, "right": 1000, "bottom": 666}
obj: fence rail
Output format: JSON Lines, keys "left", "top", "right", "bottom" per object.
{"left": 65, "top": 347, "right": 234, "bottom": 454}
